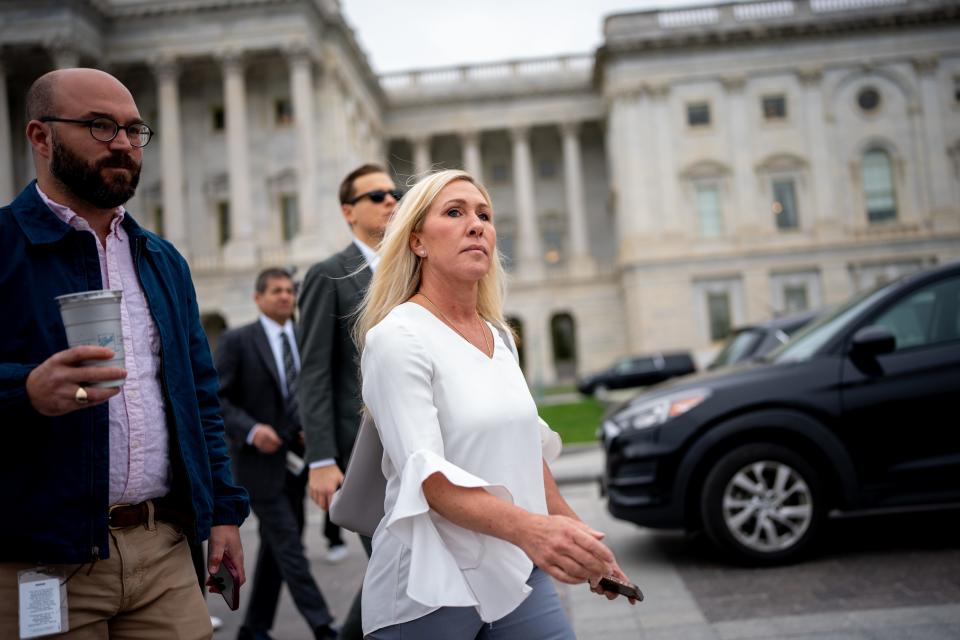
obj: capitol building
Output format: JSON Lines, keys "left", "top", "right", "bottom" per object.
{"left": 2, "top": 0, "right": 958, "bottom": 385}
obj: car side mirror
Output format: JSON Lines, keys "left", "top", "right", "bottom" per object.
{"left": 850, "top": 326, "right": 896, "bottom": 358}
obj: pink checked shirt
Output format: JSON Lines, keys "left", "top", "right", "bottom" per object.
{"left": 38, "top": 186, "right": 171, "bottom": 506}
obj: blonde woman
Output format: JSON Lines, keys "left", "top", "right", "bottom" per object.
{"left": 355, "top": 170, "right": 636, "bottom": 638}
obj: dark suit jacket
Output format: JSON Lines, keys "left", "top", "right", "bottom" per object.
{"left": 298, "top": 242, "right": 371, "bottom": 468}
{"left": 216, "top": 319, "right": 301, "bottom": 500}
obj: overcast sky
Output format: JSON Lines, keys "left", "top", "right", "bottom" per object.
{"left": 341, "top": 0, "right": 727, "bottom": 74}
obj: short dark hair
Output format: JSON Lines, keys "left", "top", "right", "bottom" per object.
{"left": 255, "top": 267, "right": 293, "bottom": 293}
{"left": 339, "top": 163, "right": 387, "bottom": 205}
{"left": 25, "top": 73, "right": 57, "bottom": 122}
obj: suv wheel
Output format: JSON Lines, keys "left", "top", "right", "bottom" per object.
{"left": 700, "top": 443, "right": 823, "bottom": 564}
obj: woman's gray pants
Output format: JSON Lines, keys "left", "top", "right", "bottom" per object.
{"left": 365, "top": 567, "right": 576, "bottom": 640}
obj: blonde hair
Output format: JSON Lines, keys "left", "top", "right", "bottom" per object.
{"left": 353, "top": 169, "right": 509, "bottom": 352}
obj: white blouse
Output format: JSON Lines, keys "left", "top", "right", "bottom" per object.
{"left": 360, "top": 302, "right": 562, "bottom": 634}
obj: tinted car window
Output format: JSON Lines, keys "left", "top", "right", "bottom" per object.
{"left": 872, "top": 275, "right": 960, "bottom": 350}
{"left": 771, "top": 285, "right": 890, "bottom": 362}
{"left": 709, "top": 329, "right": 763, "bottom": 369}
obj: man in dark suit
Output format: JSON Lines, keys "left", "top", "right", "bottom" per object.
{"left": 217, "top": 268, "right": 337, "bottom": 640}
{"left": 298, "top": 165, "right": 400, "bottom": 639}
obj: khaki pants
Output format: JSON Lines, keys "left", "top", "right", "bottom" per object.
{"left": 0, "top": 516, "right": 212, "bottom": 640}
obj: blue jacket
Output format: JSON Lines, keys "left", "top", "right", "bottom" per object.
{"left": 0, "top": 182, "right": 249, "bottom": 564}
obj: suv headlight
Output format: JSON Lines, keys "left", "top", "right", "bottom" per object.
{"left": 602, "top": 388, "right": 712, "bottom": 440}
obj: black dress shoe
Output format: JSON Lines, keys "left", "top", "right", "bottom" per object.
{"left": 236, "top": 626, "right": 275, "bottom": 640}
{"left": 314, "top": 623, "right": 339, "bottom": 639}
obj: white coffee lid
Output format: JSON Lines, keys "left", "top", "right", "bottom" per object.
{"left": 55, "top": 289, "right": 123, "bottom": 304}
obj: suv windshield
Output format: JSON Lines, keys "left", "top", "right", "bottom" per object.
{"left": 769, "top": 283, "right": 896, "bottom": 363}
{"left": 708, "top": 329, "right": 763, "bottom": 369}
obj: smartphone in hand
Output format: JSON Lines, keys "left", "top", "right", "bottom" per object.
{"left": 205, "top": 554, "right": 241, "bottom": 611}
{"left": 598, "top": 575, "right": 644, "bottom": 601}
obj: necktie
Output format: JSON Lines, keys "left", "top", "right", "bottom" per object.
{"left": 280, "top": 331, "right": 299, "bottom": 415}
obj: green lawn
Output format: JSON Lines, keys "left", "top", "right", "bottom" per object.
{"left": 537, "top": 398, "right": 605, "bottom": 444}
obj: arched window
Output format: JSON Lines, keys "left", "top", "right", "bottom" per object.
{"left": 506, "top": 315, "right": 525, "bottom": 372}
{"left": 550, "top": 313, "right": 577, "bottom": 382}
{"left": 862, "top": 149, "right": 897, "bottom": 223}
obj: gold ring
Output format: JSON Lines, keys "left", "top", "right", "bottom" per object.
{"left": 75, "top": 386, "right": 89, "bottom": 405}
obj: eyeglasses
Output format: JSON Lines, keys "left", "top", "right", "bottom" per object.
{"left": 39, "top": 116, "right": 155, "bottom": 148}
{"left": 348, "top": 189, "right": 404, "bottom": 205}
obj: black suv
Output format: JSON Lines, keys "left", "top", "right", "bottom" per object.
{"left": 576, "top": 352, "right": 696, "bottom": 396}
{"left": 600, "top": 261, "right": 960, "bottom": 564}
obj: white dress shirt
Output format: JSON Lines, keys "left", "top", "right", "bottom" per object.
{"left": 359, "top": 302, "right": 562, "bottom": 634}
{"left": 352, "top": 236, "right": 379, "bottom": 273}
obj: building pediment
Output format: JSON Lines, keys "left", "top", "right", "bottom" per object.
{"left": 680, "top": 159, "right": 731, "bottom": 180}
{"left": 756, "top": 153, "right": 808, "bottom": 173}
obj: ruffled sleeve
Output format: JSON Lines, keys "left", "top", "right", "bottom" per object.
{"left": 362, "top": 320, "right": 534, "bottom": 621}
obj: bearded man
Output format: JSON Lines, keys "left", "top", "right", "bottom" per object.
{"left": 0, "top": 68, "right": 249, "bottom": 639}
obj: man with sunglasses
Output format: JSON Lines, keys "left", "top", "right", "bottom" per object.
{"left": 297, "top": 164, "right": 401, "bottom": 640}
{"left": 0, "top": 68, "right": 249, "bottom": 639}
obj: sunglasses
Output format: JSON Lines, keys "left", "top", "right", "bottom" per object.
{"left": 348, "top": 189, "right": 404, "bottom": 205}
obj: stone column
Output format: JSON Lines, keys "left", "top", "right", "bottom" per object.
{"left": 559, "top": 122, "right": 595, "bottom": 275}
{"left": 316, "top": 58, "right": 351, "bottom": 251}
{"left": 798, "top": 67, "right": 838, "bottom": 237}
{"left": 606, "top": 93, "right": 629, "bottom": 251}
{"left": 221, "top": 52, "right": 256, "bottom": 267}
{"left": 651, "top": 84, "right": 681, "bottom": 238}
{"left": 510, "top": 126, "right": 543, "bottom": 279}
{"left": 723, "top": 75, "right": 756, "bottom": 234}
{"left": 535, "top": 312, "right": 557, "bottom": 388}
{"left": 0, "top": 58, "right": 14, "bottom": 203}
{"left": 153, "top": 58, "right": 187, "bottom": 255}
{"left": 904, "top": 99, "right": 927, "bottom": 226}
{"left": 460, "top": 130, "right": 482, "bottom": 181}
{"left": 606, "top": 89, "right": 654, "bottom": 263}
{"left": 412, "top": 135, "right": 431, "bottom": 176}
{"left": 914, "top": 56, "right": 952, "bottom": 221}
{"left": 317, "top": 60, "right": 342, "bottom": 188}
{"left": 289, "top": 48, "right": 322, "bottom": 260}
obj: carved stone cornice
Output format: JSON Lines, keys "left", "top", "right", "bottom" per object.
{"left": 559, "top": 121, "right": 581, "bottom": 138}
{"left": 218, "top": 49, "right": 246, "bottom": 73}
{"left": 285, "top": 42, "right": 316, "bottom": 69}
{"left": 508, "top": 126, "right": 531, "bottom": 143}
{"left": 796, "top": 66, "right": 823, "bottom": 87}
{"left": 720, "top": 75, "right": 746, "bottom": 93}
{"left": 912, "top": 56, "right": 939, "bottom": 76}
{"left": 150, "top": 55, "right": 180, "bottom": 82}
{"left": 107, "top": 0, "right": 282, "bottom": 19}
{"left": 46, "top": 38, "right": 82, "bottom": 69}
{"left": 602, "top": 0, "right": 960, "bottom": 57}
{"left": 409, "top": 134, "right": 431, "bottom": 147}
{"left": 647, "top": 83, "right": 671, "bottom": 99}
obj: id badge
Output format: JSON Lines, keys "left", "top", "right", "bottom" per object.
{"left": 17, "top": 568, "right": 68, "bottom": 638}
